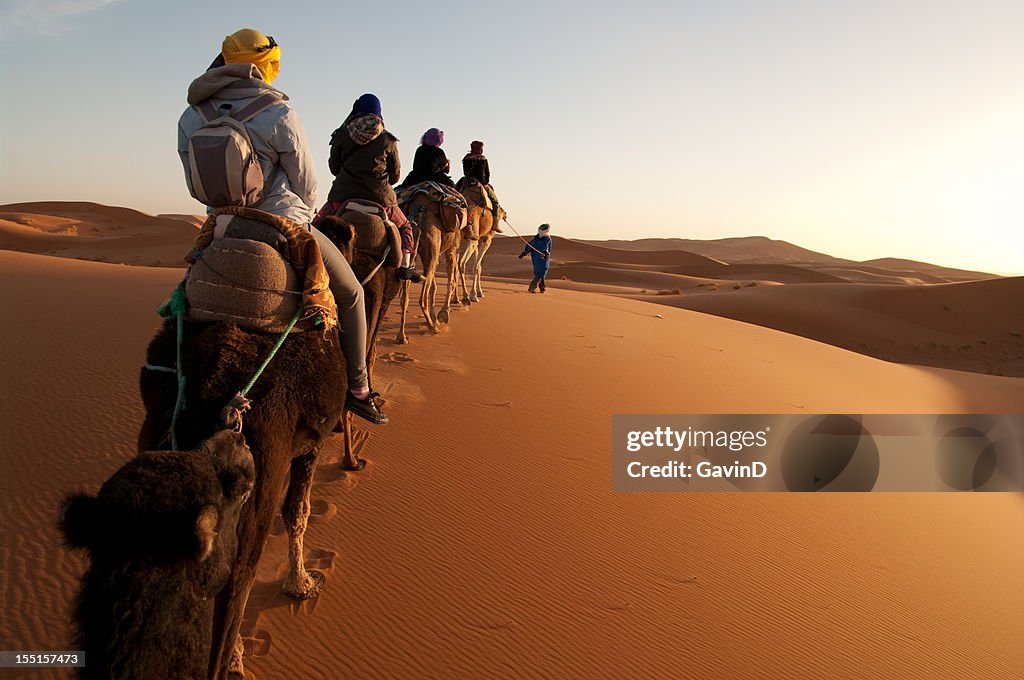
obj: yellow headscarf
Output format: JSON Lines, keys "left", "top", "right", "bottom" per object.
{"left": 221, "top": 29, "right": 281, "bottom": 84}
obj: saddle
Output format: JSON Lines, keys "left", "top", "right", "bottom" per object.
{"left": 456, "top": 177, "right": 492, "bottom": 211}
{"left": 333, "top": 199, "right": 401, "bottom": 267}
{"left": 184, "top": 209, "right": 337, "bottom": 334}
{"left": 395, "top": 181, "right": 468, "bottom": 234}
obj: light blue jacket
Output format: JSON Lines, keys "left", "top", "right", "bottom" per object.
{"left": 177, "top": 64, "right": 318, "bottom": 225}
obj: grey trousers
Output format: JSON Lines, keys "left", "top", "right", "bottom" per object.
{"left": 309, "top": 225, "right": 368, "bottom": 390}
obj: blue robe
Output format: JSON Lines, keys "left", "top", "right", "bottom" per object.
{"left": 522, "top": 235, "right": 552, "bottom": 277}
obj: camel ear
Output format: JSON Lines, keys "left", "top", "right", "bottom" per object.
{"left": 194, "top": 506, "right": 219, "bottom": 562}
{"left": 60, "top": 493, "right": 99, "bottom": 549}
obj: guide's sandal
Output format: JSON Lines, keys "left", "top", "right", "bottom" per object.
{"left": 345, "top": 391, "right": 389, "bottom": 425}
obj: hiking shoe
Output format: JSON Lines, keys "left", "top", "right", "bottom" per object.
{"left": 345, "top": 391, "right": 389, "bottom": 425}
{"left": 397, "top": 267, "right": 424, "bottom": 283}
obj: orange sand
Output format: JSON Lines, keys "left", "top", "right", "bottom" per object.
{"left": 1, "top": 203, "right": 1022, "bottom": 679}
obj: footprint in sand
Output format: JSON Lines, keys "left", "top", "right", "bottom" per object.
{"left": 315, "top": 463, "right": 362, "bottom": 490}
{"left": 382, "top": 351, "right": 416, "bottom": 365}
{"left": 242, "top": 630, "right": 272, "bottom": 658}
{"left": 305, "top": 547, "right": 338, "bottom": 573}
{"left": 308, "top": 499, "right": 337, "bottom": 524}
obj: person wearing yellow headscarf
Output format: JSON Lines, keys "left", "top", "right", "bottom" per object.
{"left": 220, "top": 28, "right": 281, "bottom": 84}
{"left": 178, "top": 27, "right": 392, "bottom": 432}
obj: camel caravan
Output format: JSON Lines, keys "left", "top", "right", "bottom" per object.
{"left": 59, "top": 29, "right": 516, "bottom": 680}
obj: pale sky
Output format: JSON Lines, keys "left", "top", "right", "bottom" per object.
{"left": 1, "top": 0, "right": 1021, "bottom": 274}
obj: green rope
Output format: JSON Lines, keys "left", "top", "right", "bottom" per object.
{"left": 155, "top": 276, "right": 315, "bottom": 442}
{"left": 156, "top": 280, "right": 188, "bottom": 450}
{"left": 240, "top": 308, "right": 304, "bottom": 397}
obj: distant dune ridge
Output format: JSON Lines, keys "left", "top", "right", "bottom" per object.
{"left": 1, "top": 201, "right": 1020, "bottom": 376}
{"left": 0, "top": 201, "right": 200, "bottom": 267}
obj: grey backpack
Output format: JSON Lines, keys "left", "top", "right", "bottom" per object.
{"left": 187, "top": 93, "right": 282, "bottom": 207}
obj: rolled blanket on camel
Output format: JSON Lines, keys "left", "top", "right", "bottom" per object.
{"left": 183, "top": 206, "right": 338, "bottom": 333}
{"left": 395, "top": 181, "right": 468, "bottom": 233}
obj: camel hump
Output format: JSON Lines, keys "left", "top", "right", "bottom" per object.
{"left": 401, "top": 192, "right": 467, "bottom": 234}
{"left": 185, "top": 237, "right": 305, "bottom": 333}
{"left": 456, "top": 176, "right": 493, "bottom": 211}
{"left": 212, "top": 214, "right": 289, "bottom": 250}
{"left": 320, "top": 200, "right": 401, "bottom": 267}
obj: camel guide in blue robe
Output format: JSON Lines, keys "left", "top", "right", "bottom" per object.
{"left": 518, "top": 224, "right": 552, "bottom": 293}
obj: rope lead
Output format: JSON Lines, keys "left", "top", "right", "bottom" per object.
{"left": 156, "top": 279, "right": 188, "bottom": 450}
{"left": 153, "top": 279, "right": 303, "bottom": 447}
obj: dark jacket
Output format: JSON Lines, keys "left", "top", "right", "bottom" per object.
{"left": 327, "top": 113, "right": 400, "bottom": 206}
{"left": 462, "top": 154, "right": 490, "bottom": 185}
{"left": 399, "top": 144, "right": 454, "bottom": 187}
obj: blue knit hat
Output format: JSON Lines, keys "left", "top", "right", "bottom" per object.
{"left": 352, "top": 93, "right": 382, "bottom": 119}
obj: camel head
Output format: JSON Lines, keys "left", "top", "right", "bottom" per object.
{"left": 61, "top": 430, "right": 255, "bottom": 572}
{"left": 316, "top": 215, "right": 357, "bottom": 264}
{"left": 60, "top": 431, "right": 255, "bottom": 678}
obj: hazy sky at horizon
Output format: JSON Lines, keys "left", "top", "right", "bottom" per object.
{"left": 1, "top": 0, "right": 1021, "bottom": 274}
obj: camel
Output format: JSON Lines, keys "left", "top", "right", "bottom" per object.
{"left": 60, "top": 430, "right": 255, "bottom": 680}
{"left": 321, "top": 205, "right": 404, "bottom": 457}
{"left": 329, "top": 203, "right": 404, "bottom": 379}
{"left": 454, "top": 177, "right": 506, "bottom": 304}
{"left": 396, "top": 193, "right": 464, "bottom": 343}
{"left": 138, "top": 217, "right": 357, "bottom": 679}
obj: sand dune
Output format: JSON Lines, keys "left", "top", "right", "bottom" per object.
{"left": 585, "top": 235, "right": 848, "bottom": 265}
{"left": 0, "top": 201, "right": 198, "bottom": 267}
{"left": 863, "top": 257, "right": 998, "bottom": 282}
{"left": 157, "top": 213, "right": 206, "bottom": 229}
{"left": 629, "top": 278, "right": 1024, "bottom": 376}
{"left": 664, "top": 262, "right": 847, "bottom": 284}
{"left": 488, "top": 234, "right": 723, "bottom": 266}
{"left": 483, "top": 259, "right": 723, "bottom": 291}
{"left": 1, "top": 249, "right": 1023, "bottom": 679}
{"left": 582, "top": 236, "right": 999, "bottom": 280}
{"left": 808, "top": 265, "right": 937, "bottom": 285}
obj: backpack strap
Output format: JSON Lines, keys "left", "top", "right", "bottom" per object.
{"left": 196, "top": 99, "right": 220, "bottom": 123}
{"left": 193, "top": 93, "right": 283, "bottom": 124}
{"left": 232, "top": 93, "right": 284, "bottom": 123}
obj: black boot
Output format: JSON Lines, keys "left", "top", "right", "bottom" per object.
{"left": 397, "top": 266, "right": 424, "bottom": 283}
{"left": 345, "top": 391, "right": 389, "bottom": 425}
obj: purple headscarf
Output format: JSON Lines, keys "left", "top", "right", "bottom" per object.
{"left": 421, "top": 127, "right": 444, "bottom": 147}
